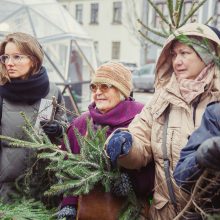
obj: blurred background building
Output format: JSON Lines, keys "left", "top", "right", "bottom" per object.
{"left": 58, "top": 0, "right": 220, "bottom": 67}
{"left": 58, "top": 0, "right": 148, "bottom": 69}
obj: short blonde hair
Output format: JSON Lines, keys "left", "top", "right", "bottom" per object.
{"left": 0, "top": 32, "right": 44, "bottom": 84}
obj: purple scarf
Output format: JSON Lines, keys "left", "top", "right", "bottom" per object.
{"left": 88, "top": 99, "right": 143, "bottom": 135}
{"left": 63, "top": 98, "right": 144, "bottom": 154}
{"left": 61, "top": 99, "right": 144, "bottom": 206}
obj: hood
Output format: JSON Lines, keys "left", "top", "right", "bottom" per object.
{"left": 155, "top": 23, "right": 220, "bottom": 89}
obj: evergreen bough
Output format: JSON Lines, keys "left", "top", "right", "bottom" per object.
{"left": 0, "top": 114, "right": 146, "bottom": 220}
{"left": 44, "top": 118, "right": 145, "bottom": 219}
{"left": 0, "top": 198, "right": 55, "bottom": 220}
{"left": 139, "top": 0, "right": 208, "bottom": 47}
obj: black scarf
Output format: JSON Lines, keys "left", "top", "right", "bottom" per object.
{"left": 0, "top": 66, "right": 50, "bottom": 104}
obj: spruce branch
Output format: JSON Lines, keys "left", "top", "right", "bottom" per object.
{"left": 175, "top": 0, "right": 184, "bottom": 27}
{"left": 63, "top": 132, "right": 72, "bottom": 153}
{"left": 45, "top": 119, "right": 145, "bottom": 219}
{"left": 167, "top": 0, "right": 175, "bottom": 27}
{"left": 160, "top": 21, "right": 170, "bottom": 37}
{"left": 205, "top": 16, "right": 214, "bottom": 25}
{"left": 20, "top": 111, "right": 44, "bottom": 144}
{"left": 0, "top": 115, "right": 147, "bottom": 219}
{"left": 147, "top": 0, "right": 170, "bottom": 25}
{"left": 138, "top": 0, "right": 208, "bottom": 47}
{"left": 0, "top": 198, "right": 55, "bottom": 220}
{"left": 175, "top": 0, "right": 183, "bottom": 12}
{"left": 180, "top": 0, "right": 207, "bottom": 26}
{"left": 138, "top": 30, "right": 164, "bottom": 47}
{"left": 137, "top": 19, "right": 168, "bottom": 38}
{"left": 86, "top": 117, "right": 96, "bottom": 140}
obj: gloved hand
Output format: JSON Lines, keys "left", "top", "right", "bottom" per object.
{"left": 111, "top": 172, "right": 133, "bottom": 197}
{"left": 57, "top": 205, "right": 76, "bottom": 220}
{"left": 40, "top": 120, "right": 63, "bottom": 138}
{"left": 196, "top": 137, "right": 220, "bottom": 170}
{"left": 106, "top": 130, "right": 132, "bottom": 166}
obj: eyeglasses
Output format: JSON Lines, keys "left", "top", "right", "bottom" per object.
{"left": 90, "top": 83, "right": 113, "bottom": 93}
{"left": 0, "top": 54, "right": 32, "bottom": 64}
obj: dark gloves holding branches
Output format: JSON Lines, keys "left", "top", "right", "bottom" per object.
{"left": 57, "top": 205, "right": 76, "bottom": 220}
{"left": 40, "top": 120, "right": 63, "bottom": 139}
{"left": 106, "top": 130, "right": 132, "bottom": 166}
{"left": 196, "top": 137, "right": 220, "bottom": 170}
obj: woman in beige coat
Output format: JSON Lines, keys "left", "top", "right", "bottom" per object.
{"left": 106, "top": 23, "right": 220, "bottom": 219}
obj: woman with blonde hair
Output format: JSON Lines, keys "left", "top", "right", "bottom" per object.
{"left": 0, "top": 32, "right": 66, "bottom": 203}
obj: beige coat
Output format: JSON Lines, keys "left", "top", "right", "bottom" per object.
{"left": 109, "top": 23, "right": 220, "bottom": 219}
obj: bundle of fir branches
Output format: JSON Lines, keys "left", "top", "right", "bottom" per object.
{"left": 0, "top": 198, "right": 55, "bottom": 220}
{"left": 41, "top": 118, "right": 146, "bottom": 219}
{"left": 0, "top": 112, "right": 62, "bottom": 219}
{"left": 0, "top": 113, "right": 146, "bottom": 220}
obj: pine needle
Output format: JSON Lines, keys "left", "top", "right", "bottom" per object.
{"left": 0, "top": 198, "right": 55, "bottom": 220}
{"left": 0, "top": 115, "right": 145, "bottom": 219}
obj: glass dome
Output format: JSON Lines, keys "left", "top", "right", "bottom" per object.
{"left": 0, "top": 0, "right": 97, "bottom": 115}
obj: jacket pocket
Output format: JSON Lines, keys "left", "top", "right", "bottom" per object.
{"left": 153, "top": 191, "right": 169, "bottom": 210}
{"left": 151, "top": 191, "right": 179, "bottom": 219}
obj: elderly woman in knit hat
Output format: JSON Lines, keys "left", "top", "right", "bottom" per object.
{"left": 57, "top": 61, "right": 154, "bottom": 219}
{"left": 105, "top": 23, "right": 220, "bottom": 220}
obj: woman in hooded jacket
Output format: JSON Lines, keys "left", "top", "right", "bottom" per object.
{"left": 105, "top": 23, "right": 220, "bottom": 219}
{"left": 0, "top": 32, "right": 66, "bottom": 203}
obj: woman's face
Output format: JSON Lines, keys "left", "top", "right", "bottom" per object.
{"left": 91, "top": 83, "right": 122, "bottom": 113}
{"left": 171, "top": 41, "right": 206, "bottom": 80}
{"left": 3, "top": 42, "right": 33, "bottom": 79}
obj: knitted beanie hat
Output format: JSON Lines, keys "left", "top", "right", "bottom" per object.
{"left": 91, "top": 61, "right": 132, "bottom": 98}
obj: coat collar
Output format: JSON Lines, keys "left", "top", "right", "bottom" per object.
{"left": 151, "top": 64, "right": 220, "bottom": 120}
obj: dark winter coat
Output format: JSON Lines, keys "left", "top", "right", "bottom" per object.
{"left": 61, "top": 98, "right": 155, "bottom": 207}
{"left": 174, "top": 102, "right": 220, "bottom": 191}
{"left": 0, "top": 66, "right": 66, "bottom": 202}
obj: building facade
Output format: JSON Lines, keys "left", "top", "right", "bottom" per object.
{"left": 58, "top": 0, "right": 147, "bottom": 67}
{"left": 58, "top": 0, "right": 220, "bottom": 66}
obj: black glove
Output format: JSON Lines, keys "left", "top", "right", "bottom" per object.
{"left": 106, "top": 130, "right": 132, "bottom": 166}
{"left": 196, "top": 137, "right": 220, "bottom": 170}
{"left": 40, "top": 120, "right": 63, "bottom": 138}
{"left": 111, "top": 172, "right": 133, "bottom": 197}
{"left": 57, "top": 205, "right": 76, "bottom": 220}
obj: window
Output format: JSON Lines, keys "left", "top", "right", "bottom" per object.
{"left": 112, "top": 42, "right": 120, "bottom": 59}
{"left": 184, "top": 1, "right": 198, "bottom": 22}
{"left": 90, "top": 3, "right": 99, "bottom": 24}
{"left": 113, "top": 1, "right": 122, "bottom": 24}
{"left": 154, "top": 2, "right": 168, "bottom": 28}
{"left": 75, "top": 4, "right": 83, "bottom": 24}
{"left": 62, "top": 5, "right": 67, "bottom": 10}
